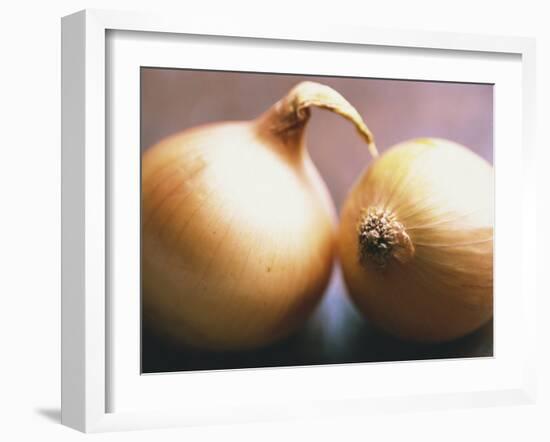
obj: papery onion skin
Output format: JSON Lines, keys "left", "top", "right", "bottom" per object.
{"left": 338, "top": 138, "right": 493, "bottom": 342}
{"left": 142, "top": 82, "right": 376, "bottom": 351}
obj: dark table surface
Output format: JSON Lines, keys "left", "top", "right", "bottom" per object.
{"left": 142, "top": 266, "right": 493, "bottom": 374}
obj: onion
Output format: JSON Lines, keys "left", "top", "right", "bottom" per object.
{"left": 338, "top": 138, "right": 493, "bottom": 342}
{"left": 142, "top": 81, "right": 376, "bottom": 351}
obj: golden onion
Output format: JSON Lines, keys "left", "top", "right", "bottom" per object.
{"left": 142, "top": 81, "right": 376, "bottom": 351}
{"left": 339, "top": 138, "right": 493, "bottom": 342}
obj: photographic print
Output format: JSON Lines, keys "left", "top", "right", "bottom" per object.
{"left": 140, "top": 69, "right": 493, "bottom": 374}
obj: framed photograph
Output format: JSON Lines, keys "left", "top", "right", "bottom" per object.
{"left": 61, "top": 9, "right": 537, "bottom": 433}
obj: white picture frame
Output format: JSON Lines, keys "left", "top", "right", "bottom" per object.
{"left": 61, "top": 9, "right": 537, "bottom": 433}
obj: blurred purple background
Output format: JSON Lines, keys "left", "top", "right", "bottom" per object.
{"left": 140, "top": 69, "right": 493, "bottom": 373}
{"left": 141, "top": 69, "right": 493, "bottom": 210}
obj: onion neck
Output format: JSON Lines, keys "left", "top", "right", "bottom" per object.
{"left": 256, "top": 81, "right": 379, "bottom": 159}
